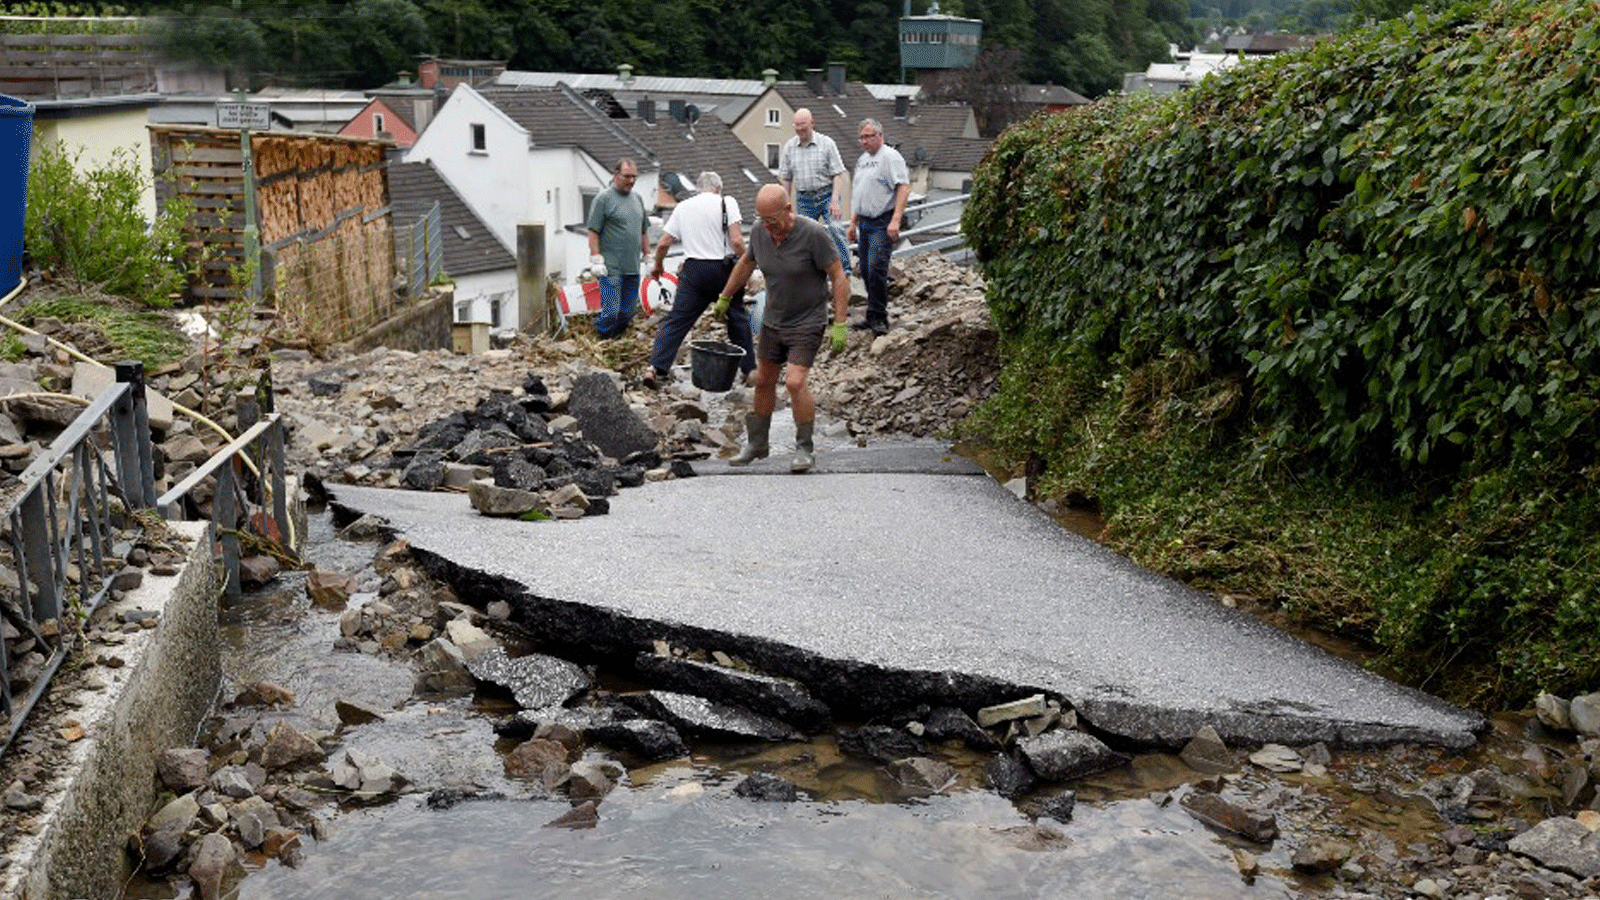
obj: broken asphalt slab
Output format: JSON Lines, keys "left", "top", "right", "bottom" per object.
{"left": 327, "top": 443, "right": 1484, "bottom": 750}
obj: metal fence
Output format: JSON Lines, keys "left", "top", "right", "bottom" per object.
{"left": 2, "top": 363, "right": 156, "bottom": 751}
{"left": 1, "top": 364, "right": 291, "bottom": 756}
{"left": 893, "top": 193, "right": 970, "bottom": 260}
{"left": 394, "top": 201, "right": 444, "bottom": 299}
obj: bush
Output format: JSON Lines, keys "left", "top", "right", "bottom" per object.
{"left": 964, "top": 0, "right": 1600, "bottom": 706}
{"left": 23, "top": 142, "right": 192, "bottom": 307}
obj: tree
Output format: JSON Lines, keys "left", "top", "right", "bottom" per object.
{"left": 343, "top": 0, "right": 430, "bottom": 88}
{"left": 917, "top": 44, "right": 1025, "bottom": 137}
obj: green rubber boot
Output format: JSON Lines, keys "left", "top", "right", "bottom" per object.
{"left": 791, "top": 420, "right": 815, "bottom": 473}
{"left": 730, "top": 413, "right": 771, "bottom": 466}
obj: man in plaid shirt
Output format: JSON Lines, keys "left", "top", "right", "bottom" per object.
{"left": 778, "top": 108, "right": 852, "bottom": 277}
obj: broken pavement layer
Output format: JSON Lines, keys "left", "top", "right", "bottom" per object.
{"left": 327, "top": 444, "right": 1484, "bottom": 750}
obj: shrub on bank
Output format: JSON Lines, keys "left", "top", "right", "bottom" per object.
{"left": 964, "top": 0, "right": 1600, "bottom": 707}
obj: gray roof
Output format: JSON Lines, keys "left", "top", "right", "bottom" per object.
{"left": 1019, "top": 83, "right": 1091, "bottom": 106}
{"left": 388, "top": 161, "right": 515, "bottom": 277}
{"left": 773, "top": 81, "right": 975, "bottom": 169}
{"left": 929, "top": 136, "right": 992, "bottom": 172}
{"left": 616, "top": 113, "right": 773, "bottom": 215}
{"left": 477, "top": 84, "right": 657, "bottom": 171}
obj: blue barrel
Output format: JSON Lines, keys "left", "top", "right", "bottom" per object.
{"left": 1, "top": 93, "right": 35, "bottom": 295}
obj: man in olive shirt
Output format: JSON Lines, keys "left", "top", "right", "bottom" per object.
{"left": 586, "top": 158, "right": 651, "bottom": 339}
{"left": 714, "top": 184, "right": 849, "bottom": 473}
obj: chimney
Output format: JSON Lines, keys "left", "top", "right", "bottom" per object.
{"left": 827, "top": 62, "right": 846, "bottom": 95}
{"left": 637, "top": 97, "right": 656, "bottom": 124}
{"left": 762, "top": 68, "right": 778, "bottom": 88}
{"left": 804, "top": 68, "right": 825, "bottom": 96}
{"left": 894, "top": 94, "right": 910, "bottom": 118}
{"left": 668, "top": 98, "right": 686, "bottom": 122}
{"left": 418, "top": 58, "right": 439, "bottom": 90}
{"left": 396, "top": 70, "right": 412, "bottom": 86}
{"left": 618, "top": 62, "right": 634, "bottom": 86}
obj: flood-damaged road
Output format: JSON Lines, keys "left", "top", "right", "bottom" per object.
{"left": 328, "top": 441, "right": 1483, "bottom": 751}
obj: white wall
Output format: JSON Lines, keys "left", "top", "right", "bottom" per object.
{"left": 406, "top": 85, "right": 530, "bottom": 252}
{"left": 451, "top": 269, "right": 519, "bottom": 332}
{"left": 38, "top": 110, "right": 156, "bottom": 221}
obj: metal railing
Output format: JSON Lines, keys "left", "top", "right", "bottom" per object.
{"left": 893, "top": 193, "right": 970, "bottom": 259}
{"left": 156, "top": 377, "right": 289, "bottom": 599}
{"left": 394, "top": 201, "right": 444, "bottom": 298}
{"left": 2, "top": 363, "right": 156, "bottom": 751}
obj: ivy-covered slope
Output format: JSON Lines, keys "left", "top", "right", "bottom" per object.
{"left": 963, "top": 0, "right": 1600, "bottom": 707}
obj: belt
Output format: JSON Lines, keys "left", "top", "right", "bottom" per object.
{"left": 796, "top": 188, "right": 830, "bottom": 198}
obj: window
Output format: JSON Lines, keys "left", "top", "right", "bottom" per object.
{"left": 766, "top": 108, "right": 781, "bottom": 127}
{"left": 765, "top": 144, "right": 780, "bottom": 169}
{"left": 373, "top": 113, "right": 385, "bottom": 134}
{"left": 489, "top": 297, "right": 503, "bottom": 328}
{"left": 471, "top": 123, "right": 486, "bottom": 152}
{"left": 581, "top": 187, "right": 599, "bottom": 222}
{"left": 455, "top": 301, "right": 472, "bottom": 323}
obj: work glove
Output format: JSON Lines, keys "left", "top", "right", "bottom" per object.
{"left": 830, "top": 320, "right": 848, "bottom": 354}
{"left": 588, "top": 254, "right": 608, "bottom": 278}
{"left": 712, "top": 294, "right": 732, "bottom": 320}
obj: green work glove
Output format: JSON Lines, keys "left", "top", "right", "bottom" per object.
{"left": 712, "top": 294, "right": 732, "bottom": 320}
{"left": 830, "top": 320, "right": 848, "bottom": 354}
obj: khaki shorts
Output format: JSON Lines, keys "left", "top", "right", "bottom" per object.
{"left": 756, "top": 323, "right": 826, "bottom": 368}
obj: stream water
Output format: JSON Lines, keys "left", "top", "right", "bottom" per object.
{"left": 120, "top": 504, "right": 1546, "bottom": 900}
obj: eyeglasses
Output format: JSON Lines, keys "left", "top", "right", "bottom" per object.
{"left": 617, "top": 172, "right": 637, "bottom": 180}
{"left": 858, "top": 133, "right": 881, "bottom": 142}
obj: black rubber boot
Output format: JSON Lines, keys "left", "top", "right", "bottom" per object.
{"left": 791, "top": 420, "right": 815, "bottom": 473}
{"left": 731, "top": 413, "right": 771, "bottom": 466}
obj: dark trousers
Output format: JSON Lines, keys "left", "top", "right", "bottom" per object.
{"left": 647, "top": 258, "right": 754, "bottom": 375}
{"left": 856, "top": 209, "right": 894, "bottom": 325}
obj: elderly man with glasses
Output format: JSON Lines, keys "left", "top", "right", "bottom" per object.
{"left": 713, "top": 184, "right": 850, "bottom": 473}
{"left": 847, "top": 119, "right": 910, "bottom": 336}
{"left": 777, "top": 108, "right": 852, "bottom": 278}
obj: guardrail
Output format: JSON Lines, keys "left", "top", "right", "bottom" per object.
{"left": 893, "top": 193, "right": 970, "bottom": 259}
{"left": 2, "top": 362, "right": 156, "bottom": 751}
{"left": 156, "top": 379, "right": 289, "bottom": 600}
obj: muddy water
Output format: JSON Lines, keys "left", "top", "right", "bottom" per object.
{"left": 123, "top": 508, "right": 1537, "bottom": 900}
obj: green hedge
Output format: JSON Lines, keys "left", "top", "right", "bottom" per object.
{"left": 964, "top": 0, "right": 1600, "bottom": 706}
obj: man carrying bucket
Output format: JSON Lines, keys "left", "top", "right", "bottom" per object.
{"left": 644, "top": 171, "right": 753, "bottom": 389}
{"left": 713, "top": 184, "right": 849, "bottom": 473}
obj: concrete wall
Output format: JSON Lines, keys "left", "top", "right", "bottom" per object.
{"left": 338, "top": 285, "right": 454, "bottom": 353}
{"left": 3, "top": 521, "right": 219, "bottom": 900}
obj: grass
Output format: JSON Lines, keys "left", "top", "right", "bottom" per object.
{"left": 22, "top": 293, "right": 190, "bottom": 370}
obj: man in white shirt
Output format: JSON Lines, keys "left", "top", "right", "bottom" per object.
{"left": 644, "top": 171, "right": 751, "bottom": 388}
{"left": 778, "top": 108, "right": 852, "bottom": 278}
{"left": 847, "top": 118, "right": 910, "bottom": 335}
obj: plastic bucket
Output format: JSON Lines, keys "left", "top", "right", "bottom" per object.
{"left": 689, "top": 338, "right": 745, "bottom": 392}
{"left": 0, "top": 93, "right": 34, "bottom": 295}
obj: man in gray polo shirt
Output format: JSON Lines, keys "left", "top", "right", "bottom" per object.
{"left": 778, "top": 108, "right": 852, "bottom": 278}
{"left": 714, "top": 184, "right": 850, "bottom": 473}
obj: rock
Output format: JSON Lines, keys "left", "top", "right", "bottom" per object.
{"left": 209, "top": 765, "right": 256, "bottom": 799}
{"left": 136, "top": 828, "right": 186, "bottom": 873}
{"left": 306, "top": 569, "right": 356, "bottom": 609}
{"left": 1179, "top": 790, "right": 1278, "bottom": 843}
{"left": 466, "top": 647, "right": 593, "bottom": 710}
{"left": 186, "top": 831, "right": 244, "bottom": 900}
{"left": 1572, "top": 692, "right": 1600, "bottom": 738}
{"left": 985, "top": 753, "right": 1037, "bottom": 799}
{"left": 415, "top": 638, "right": 475, "bottom": 694}
{"left": 734, "top": 772, "right": 802, "bottom": 802}
{"left": 143, "top": 791, "right": 199, "bottom": 834}
{"left": 261, "top": 826, "right": 303, "bottom": 860}
{"left": 1015, "top": 729, "right": 1127, "bottom": 782}
{"left": 468, "top": 479, "right": 546, "bottom": 517}
{"left": 237, "top": 553, "right": 281, "bottom": 586}
{"left": 443, "top": 617, "right": 497, "bottom": 659}
{"left": 1180, "top": 725, "right": 1237, "bottom": 774}
{"left": 157, "top": 747, "right": 209, "bottom": 792}
{"left": 567, "top": 372, "right": 657, "bottom": 460}
{"left": 1232, "top": 848, "right": 1259, "bottom": 878}
{"left": 838, "top": 725, "right": 924, "bottom": 764}
{"left": 110, "top": 565, "right": 144, "bottom": 591}
{"left": 922, "top": 706, "right": 999, "bottom": 751}
{"left": 976, "top": 694, "right": 1047, "bottom": 727}
{"left": 888, "top": 757, "right": 957, "bottom": 794}
{"left": 585, "top": 718, "right": 688, "bottom": 762}
{"left": 1290, "top": 837, "right": 1353, "bottom": 874}
{"left": 335, "top": 699, "right": 386, "bottom": 726}
{"left": 230, "top": 795, "right": 279, "bottom": 848}
{"left": 619, "top": 690, "right": 803, "bottom": 742}
{"left": 1036, "top": 790, "right": 1077, "bottom": 823}
{"left": 258, "top": 720, "right": 325, "bottom": 770}
{"left": 544, "top": 800, "right": 600, "bottom": 830}
{"left": 1248, "top": 743, "right": 1303, "bottom": 773}
{"left": 401, "top": 450, "right": 448, "bottom": 490}
{"left": 633, "top": 653, "right": 831, "bottom": 733}
{"left": 559, "top": 761, "right": 617, "bottom": 800}
{"left": 504, "top": 738, "right": 570, "bottom": 789}
{"left": 1537, "top": 692, "right": 1573, "bottom": 732}
{"left": 1507, "top": 815, "right": 1600, "bottom": 878}
{"left": 338, "top": 514, "right": 388, "bottom": 539}
{"left": 330, "top": 749, "right": 403, "bottom": 798}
